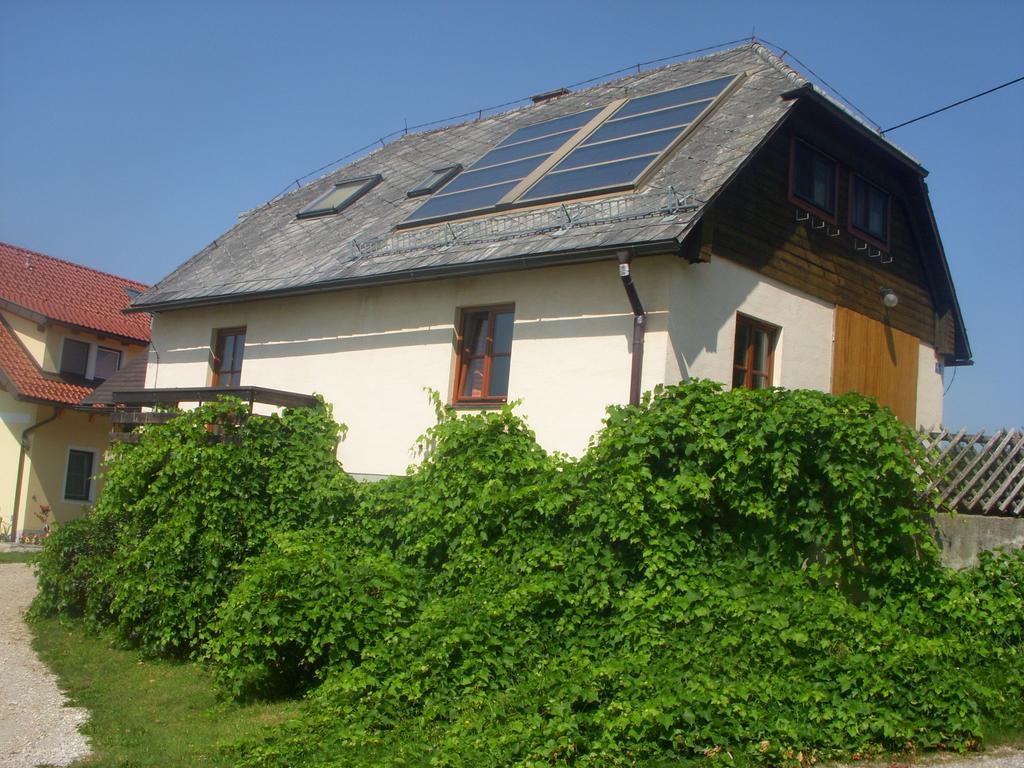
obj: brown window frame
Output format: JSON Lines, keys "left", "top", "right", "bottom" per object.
{"left": 732, "top": 314, "right": 778, "bottom": 390}
{"left": 211, "top": 327, "right": 246, "bottom": 387}
{"left": 452, "top": 305, "right": 515, "bottom": 406}
{"left": 848, "top": 172, "right": 892, "bottom": 251}
{"left": 789, "top": 137, "right": 839, "bottom": 224}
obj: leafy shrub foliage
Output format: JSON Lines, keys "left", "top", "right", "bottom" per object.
{"left": 206, "top": 531, "right": 419, "bottom": 699}
{"left": 31, "top": 397, "right": 354, "bottom": 656}
{"left": 34, "top": 382, "right": 1024, "bottom": 767}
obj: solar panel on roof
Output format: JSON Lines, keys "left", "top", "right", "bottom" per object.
{"left": 519, "top": 76, "right": 736, "bottom": 204}
{"left": 401, "top": 73, "right": 739, "bottom": 227}
{"left": 403, "top": 107, "right": 603, "bottom": 226}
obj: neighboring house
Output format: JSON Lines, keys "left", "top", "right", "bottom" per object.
{"left": 128, "top": 43, "right": 970, "bottom": 479}
{"left": 0, "top": 242, "right": 150, "bottom": 539}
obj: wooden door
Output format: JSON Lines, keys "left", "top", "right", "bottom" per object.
{"left": 832, "top": 306, "right": 919, "bottom": 426}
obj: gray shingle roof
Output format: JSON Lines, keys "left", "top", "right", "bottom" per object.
{"left": 134, "top": 44, "right": 810, "bottom": 311}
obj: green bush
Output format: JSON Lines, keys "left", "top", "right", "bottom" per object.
{"left": 32, "top": 382, "right": 1024, "bottom": 767}
{"left": 31, "top": 514, "right": 116, "bottom": 620}
{"left": 231, "top": 384, "right": 1021, "bottom": 767}
{"left": 32, "top": 397, "right": 355, "bottom": 657}
{"left": 206, "top": 531, "right": 420, "bottom": 699}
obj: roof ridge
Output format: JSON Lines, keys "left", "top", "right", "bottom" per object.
{"left": 263, "top": 42, "right": 772, "bottom": 207}
{"left": 748, "top": 42, "right": 808, "bottom": 87}
{"left": 393, "top": 42, "right": 763, "bottom": 144}
{"left": 743, "top": 42, "right": 923, "bottom": 169}
{"left": 0, "top": 241, "right": 149, "bottom": 289}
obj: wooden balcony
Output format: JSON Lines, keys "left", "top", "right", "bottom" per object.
{"left": 107, "top": 386, "right": 319, "bottom": 443}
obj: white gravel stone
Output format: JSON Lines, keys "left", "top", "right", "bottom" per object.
{"left": 825, "top": 745, "right": 1024, "bottom": 768}
{"left": 0, "top": 563, "right": 91, "bottom": 768}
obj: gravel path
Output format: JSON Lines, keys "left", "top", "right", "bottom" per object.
{"left": 0, "top": 563, "right": 91, "bottom": 768}
{"left": 828, "top": 748, "right": 1024, "bottom": 768}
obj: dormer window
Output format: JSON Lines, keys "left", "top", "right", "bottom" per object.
{"left": 59, "top": 337, "right": 123, "bottom": 381}
{"left": 297, "top": 175, "right": 382, "bottom": 219}
{"left": 60, "top": 339, "right": 89, "bottom": 377}
{"left": 790, "top": 138, "right": 838, "bottom": 221}
{"left": 850, "top": 174, "right": 890, "bottom": 248}
{"left": 407, "top": 165, "right": 462, "bottom": 198}
{"left": 94, "top": 346, "right": 122, "bottom": 381}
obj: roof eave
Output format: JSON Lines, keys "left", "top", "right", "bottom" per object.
{"left": 127, "top": 237, "right": 683, "bottom": 313}
{"left": 0, "top": 297, "right": 150, "bottom": 346}
{"left": 917, "top": 177, "right": 972, "bottom": 366}
{"left": 781, "top": 84, "right": 929, "bottom": 177}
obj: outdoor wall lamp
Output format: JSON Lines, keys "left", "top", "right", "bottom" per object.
{"left": 880, "top": 287, "right": 898, "bottom": 308}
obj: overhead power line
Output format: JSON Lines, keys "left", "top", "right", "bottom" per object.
{"left": 882, "top": 75, "right": 1024, "bottom": 134}
{"left": 754, "top": 37, "right": 882, "bottom": 131}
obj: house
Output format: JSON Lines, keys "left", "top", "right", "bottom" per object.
{"left": 127, "top": 43, "right": 970, "bottom": 479}
{"left": 0, "top": 242, "right": 150, "bottom": 539}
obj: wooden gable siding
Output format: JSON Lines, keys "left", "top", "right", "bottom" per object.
{"left": 703, "top": 117, "right": 938, "bottom": 346}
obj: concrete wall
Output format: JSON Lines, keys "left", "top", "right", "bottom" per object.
{"left": 934, "top": 513, "right": 1024, "bottom": 569}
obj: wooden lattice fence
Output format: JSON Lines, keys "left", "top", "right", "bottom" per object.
{"left": 919, "top": 428, "right": 1024, "bottom": 517}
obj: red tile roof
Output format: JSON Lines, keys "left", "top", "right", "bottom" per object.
{"left": 0, "top": 242, "right": 150, "bottom": 343}
{"left": 0, "top": 315, "right": 95, "bottom": 405}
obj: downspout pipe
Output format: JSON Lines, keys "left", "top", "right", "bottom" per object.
{"left": 617, "top": 251, "right": 646, "bottom": 406}
{"left": 10, "top": 408, "right": 61, "bottom": 542}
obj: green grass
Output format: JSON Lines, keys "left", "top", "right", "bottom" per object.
{"left": 29, "top": 617, "right": 301, "bottom": 767}
{"left": 0, "top": 551, "right": 38, "bottom": 564}
{"left": 984, "top": 724, "right": 1024, "bottom": 750}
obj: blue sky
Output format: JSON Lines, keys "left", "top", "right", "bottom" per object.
{"left": 2, "top": 0, "right": 1022, "bottom": 429}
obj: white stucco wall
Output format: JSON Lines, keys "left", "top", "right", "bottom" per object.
{"left": 148, "top": 256, "right": 676, "bottom": 475}
{"left": 147, "top": 253, "right": 941, "bottom": 476}
{"left": 664, "top": 257, "right": 835, "bottom": 392}
{"left": 916, "top": 342, "right": 944, "bottom": 430}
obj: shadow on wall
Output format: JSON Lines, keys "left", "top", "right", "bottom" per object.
{"left": 667, "top": 259, "right": 758, "bottom": 383}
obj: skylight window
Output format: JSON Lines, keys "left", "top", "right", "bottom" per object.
{"left": 401, "top": 73, "right": 741, "bottom": 228}
{"left": 297, "top": 175, "right": 382, "bottom": 219}
{"left": 407, "top": 165, "right": 462, "bottom": 198}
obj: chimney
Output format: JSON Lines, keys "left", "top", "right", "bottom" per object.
{"left": 530, "top": 87, "right": 570, "bottom": 104}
